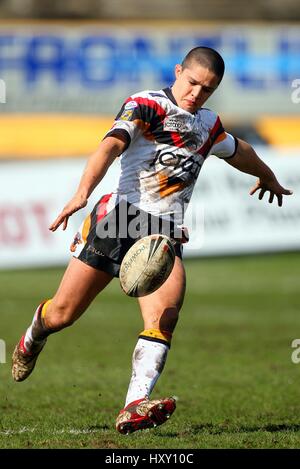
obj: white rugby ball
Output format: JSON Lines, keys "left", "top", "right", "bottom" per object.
{"left": 119, "top": 234, "right": 176, "bottom": 297}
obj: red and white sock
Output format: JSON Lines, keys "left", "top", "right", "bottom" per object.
{"left": 23, "top": 300, "right": 52, "bottom": 353}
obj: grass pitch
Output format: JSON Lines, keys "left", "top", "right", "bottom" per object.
{"left": 0, "top": 253, "right": 300, "bottom": 449}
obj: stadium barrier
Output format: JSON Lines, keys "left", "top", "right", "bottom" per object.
{"left": 0, "top": 148, "right": 299, "bottom": 269}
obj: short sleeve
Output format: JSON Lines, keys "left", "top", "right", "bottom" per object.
{"left": 209, "top": 132, "right": 238, "bottom": 159}
{"left": 103, "top": 98, "right": 149, "bottom": 149}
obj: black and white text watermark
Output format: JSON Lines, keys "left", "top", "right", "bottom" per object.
{"left": 0, "top": 79, "right": 6, "bottom": 103}
{"left": 291, "top": 79, "right": 300, "bottom": 104}
{"left": 0, "top": 339, "right": 6, "bottom": 363}
{"left": 291, "top": 339, "right": 300, "bottom": 364}
{"left": 88, "top": 197, "right": 205, "bottom": 253}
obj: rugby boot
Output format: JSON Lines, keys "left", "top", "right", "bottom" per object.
{"left": 12, "top": 335, "right": 45, "bottom": 382}
{"left": 116, "top": 396, "right": 176, "bottom": 434}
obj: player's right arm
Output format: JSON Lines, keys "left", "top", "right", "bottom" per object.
{"left": 49, "top": 135, "right": 127, "bottom": 232}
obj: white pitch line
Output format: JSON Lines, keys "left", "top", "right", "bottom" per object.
{"left": 0, "top": 427, "right": 100, "bottom": 436}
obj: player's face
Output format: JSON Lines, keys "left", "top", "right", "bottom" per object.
{"left": 172, "top": 62, "right": 220, "bottom": 113}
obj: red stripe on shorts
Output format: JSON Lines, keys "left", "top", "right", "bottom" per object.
{"left": 96, "top": 193, "right": 113, "bottom": 223}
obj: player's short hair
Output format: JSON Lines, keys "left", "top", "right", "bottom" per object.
{"left": 182, "top": 47, "right": 225, "bottom": 83}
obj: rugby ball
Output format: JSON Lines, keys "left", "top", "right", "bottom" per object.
{"left": 119, "top": 234, "right": 176, "bottom": 297}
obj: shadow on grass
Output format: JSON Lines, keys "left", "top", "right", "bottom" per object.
{"left": 161, "top": 422, "right": 300, "bottom": 438}
{"left": 193, "top": 423, "right": 300, "bottom": 435}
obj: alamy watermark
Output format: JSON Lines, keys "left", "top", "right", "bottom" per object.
{"left": 71, "top": 196, "right": 205, "bottom": 255}
{"left": 0, "top": 79, "right": 6, "bottom": 103}
{"left": 0, "top": 339, "right": 6, "bottom": 363}
{"left": 291, "top": 79, "right": 300, "bottom": 104}
{"left": 94, "top": 197, "right": 204, "bottom": 248}
{"left": 291, "top": 339, "right": 300, "bottom": 364}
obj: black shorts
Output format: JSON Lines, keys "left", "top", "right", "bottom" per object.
{"left": 71, "top": 195, "right": 184, "bottom": 278}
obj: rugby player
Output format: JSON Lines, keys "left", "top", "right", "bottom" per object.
{"left": 12, "top": 47, "right": 292, "bottom": 434}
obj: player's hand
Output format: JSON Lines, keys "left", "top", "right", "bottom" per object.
{"left": 249, "top": 178, "right": 293, "bottom": 207}
{"left": 49, "top": 194, "right": 88, "bottom": 232}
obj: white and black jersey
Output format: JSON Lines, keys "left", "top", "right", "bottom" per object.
{"left": 72, "top": 87, "right": 238, "bottom": 276}
{"left": 104, "top": 87, "right": 237, "bottom": 226}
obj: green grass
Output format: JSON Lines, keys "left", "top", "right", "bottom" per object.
{"left": 1, "top": 253, "right": 300, "bottom": 449}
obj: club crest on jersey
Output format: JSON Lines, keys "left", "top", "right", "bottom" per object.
{"left": 120, "top": 109, "right": 134, "bottom": 121}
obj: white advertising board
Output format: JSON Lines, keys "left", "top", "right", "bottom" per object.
{"left": 186, "top": 148, "right": 300, "bottom": 256}
{"left": 0, "top": 149, "right": 299, "bottom": 269}
{"left": 0, "top": 159, "right": 120, "bottom": 268}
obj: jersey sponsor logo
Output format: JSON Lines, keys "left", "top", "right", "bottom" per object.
{"left": 86, "top": 245, "right": 105, "bottom": 257}
{"left": 124, "top": 100, "right": 139, "bottom": 110}
{"left": 151, "top": 149, "right": 203, "bottom": 179}
{"left": 163, "top": 114, "right": 210, "bottom": 147}
{"left": 163, "top": 115, "right": 194, "bottom": 133}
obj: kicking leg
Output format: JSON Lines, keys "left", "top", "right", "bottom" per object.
{"left": 116, "top": 256, "right": 186, "bottom": 434}
{"left": 12, "top": 257, "right": 113, "bottom": 382}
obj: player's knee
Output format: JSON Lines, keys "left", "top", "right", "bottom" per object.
{"left": 44, "top": 302, "right": 76, "bottom": 331}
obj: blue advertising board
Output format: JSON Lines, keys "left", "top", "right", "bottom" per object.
{"left": 0, "top": 23, "right": 299, "bottom": 115}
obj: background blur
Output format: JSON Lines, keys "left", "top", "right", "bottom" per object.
{"left": 0, "top": 0, "right": 300, "bottom": 267}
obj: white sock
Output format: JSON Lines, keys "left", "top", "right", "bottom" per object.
{"left": 125, "top": 337, "right": 169, "bottom": 406}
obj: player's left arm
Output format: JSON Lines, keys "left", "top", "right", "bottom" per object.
{"left": 225, "top": 138, "right": 293, "bottom": 207}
